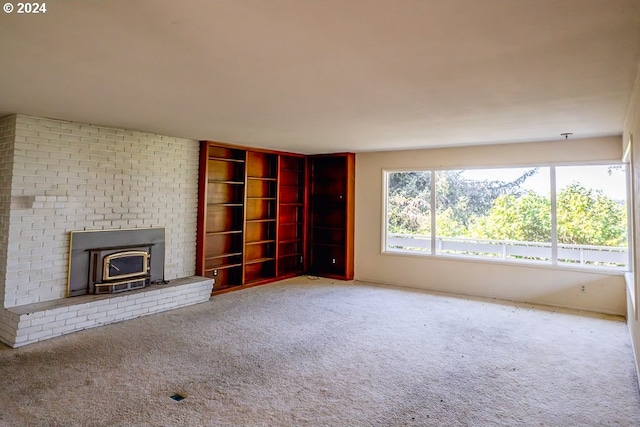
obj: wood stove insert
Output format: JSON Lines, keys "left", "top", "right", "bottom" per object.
{"left": 88, "top": 244, "right": 153, "bottom": 294}
{"left": 68, "top": 228, "right": 165, "bottom": 297}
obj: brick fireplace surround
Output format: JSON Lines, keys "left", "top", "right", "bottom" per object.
{"left": 0, "top": 114, "right": 213, "bottom": 347}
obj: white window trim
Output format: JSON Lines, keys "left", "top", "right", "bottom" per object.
{"left": 382, "top": 162, "right": 630, "bottom": 273}
{"left": 550, "top": 166, "right": 558, "bottom": 266}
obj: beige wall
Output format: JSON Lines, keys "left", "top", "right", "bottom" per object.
{"left": 355, "top": 136, "right": 626, "bottom": 315}
{"left": 625, "top": 66, "right": 640, "bottom": 384}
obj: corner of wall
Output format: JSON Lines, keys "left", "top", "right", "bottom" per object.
{"left": 0, "top": 114, "right": 17, "bottom": 309}
{"left": 624, "top": 62, "right": 640, "bottom": 392}
{"left": 0, "top": 115, "right": 17, "bottom": 346}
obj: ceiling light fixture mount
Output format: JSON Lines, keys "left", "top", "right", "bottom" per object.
{"left": 560, "top": 132, "right": 573, "bottom": 139}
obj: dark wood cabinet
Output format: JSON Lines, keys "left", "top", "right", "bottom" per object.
{"left": 307, "top": 153, "right": 355, "bottom": 280}
{"left": 197, "top": 142, "right": 353, "bottom": 294}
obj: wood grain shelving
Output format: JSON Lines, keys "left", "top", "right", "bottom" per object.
{"left": 197, "top": 142, "right": 353, "bottom": 294}
{"left": 277, "top": 155, "right": 306, "bottom": 277}
{"left": 196, "top": 146, "right": 247, "bottom": 292}
{"left": 307, "top": 153, "right": 355, "bottom": 280}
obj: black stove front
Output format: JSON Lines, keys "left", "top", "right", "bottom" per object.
{"left": 89, "top": 247, "right": 152, "bottom": 294}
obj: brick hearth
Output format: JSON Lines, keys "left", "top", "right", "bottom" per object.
{"left": 4, "top": 277, "right": 212, "bottom": 347}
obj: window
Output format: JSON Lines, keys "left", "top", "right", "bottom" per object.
{"left": 384, "top": 164, "right": 628, "bottom": 270}
{"left": 386, "top": 171, "right": 432, "bottom": 252}
{"left": 555, "top": 165, "right": 627, "bottom": 268}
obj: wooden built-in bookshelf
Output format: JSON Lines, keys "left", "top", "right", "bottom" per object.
{"left": 307, "top": 153, "right": 355, "bottom": 280}
{"left": 196, "top": 146, "right": 246, "bottom": 292}
{"left": 244, "top": 151, "right": 278, "bottom": 285}
{"left": 277, "top": 155, "right": 306, "bottom": 277}
{"left": 197, "top": 142, "right": 353, "bottom": 295}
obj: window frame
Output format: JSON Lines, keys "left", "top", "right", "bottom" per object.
{"left": 382, "top": 162, "right": 630, "bottom": 273}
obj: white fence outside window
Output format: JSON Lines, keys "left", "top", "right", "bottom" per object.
{"left": 386, "top": 233, "right": 628, "bottom": 268}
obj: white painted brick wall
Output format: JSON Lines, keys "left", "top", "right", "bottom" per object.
{"left": 0, "top": 114, "right": 16, "bottom": 311}
{"left": 4, "top": 115, "right": 200, "bottom": 307}
{"left": 0, "top": 306, "right": 20, "bottom": 345}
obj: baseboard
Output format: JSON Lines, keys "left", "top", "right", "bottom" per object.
{"left": 355, "top": 276, "right": 626, "bottom": 318}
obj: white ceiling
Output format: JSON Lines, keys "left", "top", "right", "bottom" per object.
{"left": 1, "top": 0, "right": 639, "bottom": 154}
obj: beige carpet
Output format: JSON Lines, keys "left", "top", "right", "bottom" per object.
{"left": 0, "top": 277, "right": 639, "bottom": 427}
